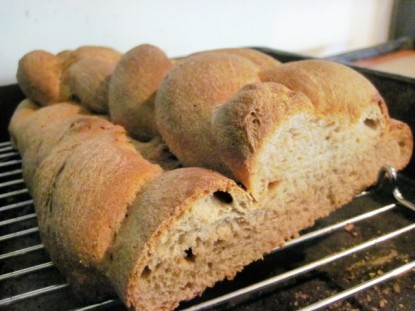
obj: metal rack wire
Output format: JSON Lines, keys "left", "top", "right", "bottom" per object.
{"left": 1, "top": 140, "right": 414, "bottom": 310}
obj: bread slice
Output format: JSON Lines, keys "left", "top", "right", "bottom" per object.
{"left": 106, "top": 167, "right": 255, "bottom": 310}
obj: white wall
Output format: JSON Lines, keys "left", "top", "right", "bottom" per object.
{"left": 0, "top": 0, "right": 393, "bottom": 85}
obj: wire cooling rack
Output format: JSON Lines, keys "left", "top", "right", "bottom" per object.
{"left": 1, "top": 140, "right": 414, "bottom": 310}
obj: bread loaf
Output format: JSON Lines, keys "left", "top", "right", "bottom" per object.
{"left": 9, "top": 45, "right": 413, "bottom": 310}
{"left": 155, "top": 55, "right": 411, "bottom": 199}
{"left": 17, "top": 46, "right": 121, "bottom": 112}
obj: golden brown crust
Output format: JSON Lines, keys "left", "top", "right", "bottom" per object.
{"left": 16, "top": 50, "right": 63, "bottom": 105}
{"left": 266, "top": 60, "right": 389, "bottom": 125}
{"left": 10, "top": 101, "right": 86, "bottom": 155}
{"left": 16, "top": 46, "right": 121, "bottom": 110}
{"left": 8, "top": 99, "right": 39, "bottom": 148}
{"left": 22, "top": 114, "right": 84, "bottom": 189}
{"left": 191, "top": 47, "right": 281, "bottom": 78}
{"left": 58, "top": 45, "right": 121, "bottom": 71}
{"left": 379, "top": 119, "right": 413, "bottom": 169}
{"left": 62, "top": 58, "right": 116, "bottom": 113}
{"left": 29, "top": 113, "right": 163, "bottom": 299}
{"left": 109, "top": 44, "right": 174, "bottom": 141}
{"left": 41, "top": 129, "right": 162, "bottom": 266}
{"left": 155, "top": 52, "right": 262, "bottom": 174}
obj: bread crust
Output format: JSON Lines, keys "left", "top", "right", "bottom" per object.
{"left": 109, "top": 44, "right": 174, "bottom": 141}
{"left": 17, "top": 51, "right": 63, "bottom": 105}
{"left": 191, "top": 47, "right": 281, "bottom": 78}
{"left": 266, "top": 60, "right": 390, "bottom": 125}
{"left": 16, "top": 46, "right": 121, "bottom": 110}
{"left": 61, "top": 58, "right": 116, "bottom": 113}
{"left": 8, "top": 100, "right": 164, "bottom": 300}
{"left": 58, "top": 45, "right": 121, "bottom": 70}
{"left": 155, "top": 52, "right": 264, "bottom": 175}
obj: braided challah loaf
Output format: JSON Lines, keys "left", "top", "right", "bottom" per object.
{"left": 155, "top": 53, "right": 409, "bottom": 200}
{"left": 9, "top": 44, "right": 413, "bottom": 311}
{"left": 17, "top": 46, "right": 121, "bottom": 113}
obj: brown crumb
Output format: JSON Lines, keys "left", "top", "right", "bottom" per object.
{"left": 295, "top": 291, "right": 309, "bottom": 300}
{"left": 344, "top": 223, "right": 359, "bottom": 237}
{"left": 377, "top": 269, "right": 384, "bottom": 276}
{"left": 344, "top": 223, "right": 354, "bottom": 231}
{"left": 382, "top": 288, "right": 390, "bottom": 296}
{"left": 393, "top": 283, "right": 401, "bottom": 293}
{"left": 379, "top": 299, "right": 387, "bottom": 308}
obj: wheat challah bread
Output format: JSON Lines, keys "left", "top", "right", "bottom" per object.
{"left": 16, "top": 46, "right": 121, "bottom": 113}
{"left": 8, "top": 100, "right": 258, "bottom": 307}
{"left": 155, "top": 55, "right": 412, "bottom": 199}
{"left": 9, "top": 44, "right": 413, "bottom": 310}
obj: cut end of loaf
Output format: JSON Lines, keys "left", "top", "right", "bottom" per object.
{"left": 213, "top": 82, "right": 391, "bottom": 200}
{"left": 121, "top": 159, "right": 375, "bottom": 310}
{"left": 124, "top": 187, "right": 271, "bottom": 311}
{"left": 248, "top": 94, "right": 390, "bottom": 200}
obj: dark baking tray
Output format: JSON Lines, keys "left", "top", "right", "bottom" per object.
{"left": 325, "top": 37, "right": 414, "bottom": 67}
{"left": 1, "top": 48, "right": 414, "bottom": 310}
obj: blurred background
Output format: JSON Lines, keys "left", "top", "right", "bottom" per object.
{"left": 0, "top": 0, "right": 412, "bottom": 85}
